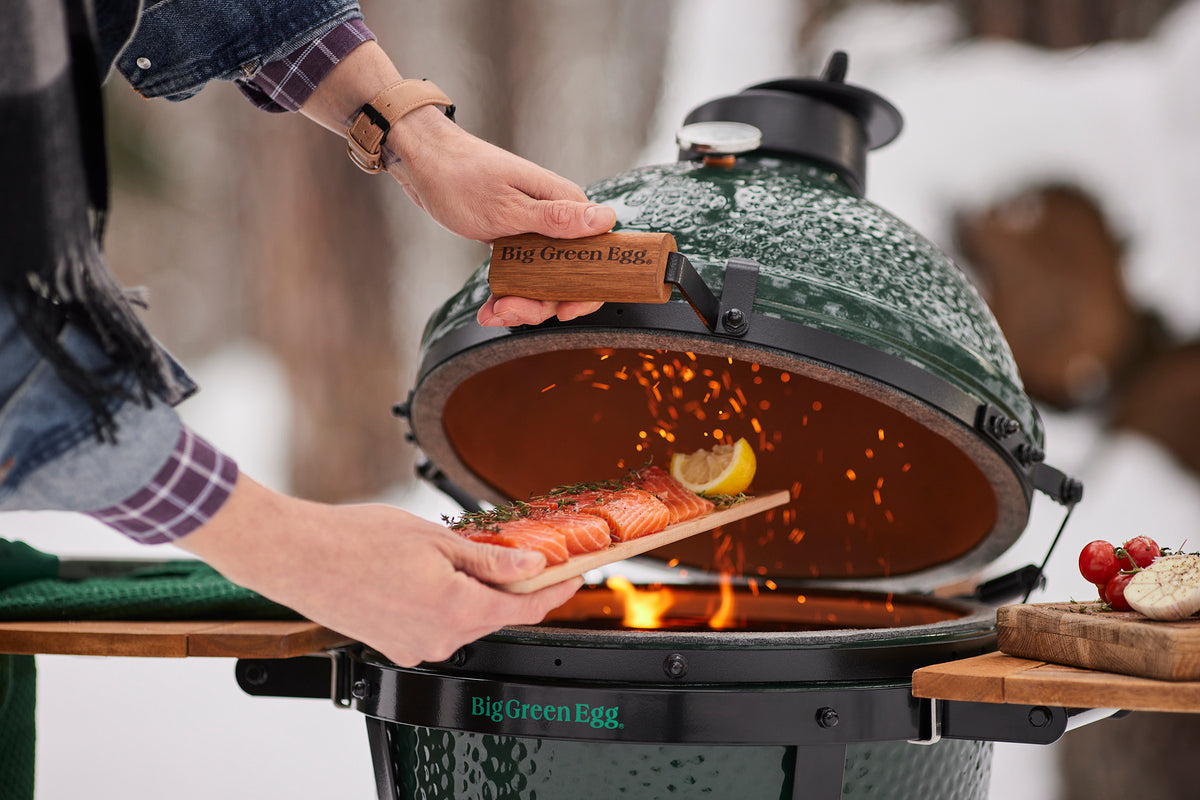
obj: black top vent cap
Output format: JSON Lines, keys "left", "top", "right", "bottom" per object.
{"left": 679, "top": 52, "right": 903, "bottom": 196}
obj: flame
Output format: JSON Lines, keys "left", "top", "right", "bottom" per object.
{"left": 707, "top": 572, "right": 737, "bottom": 629}
{"left": 605, "top": 576, "right": 675, "bottom": 629}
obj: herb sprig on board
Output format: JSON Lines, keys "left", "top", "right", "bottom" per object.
{"left": 708, "top": 493, "right": 748, "bottom": 509}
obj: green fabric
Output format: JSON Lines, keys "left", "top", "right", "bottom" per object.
{"left": 0, "top": 655, "right": 36, "bottom": 800}
{"left": 0, "top": 560, "right": 300, "bottom": 621}
{"left": 0, "top": 559, "right": 300, "bottom": 798}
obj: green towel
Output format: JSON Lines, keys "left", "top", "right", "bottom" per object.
{"left": 0, "top": 560, "right": 299, "bottom": 621}
{"left": 0, "top": 559, "right": 301, "bottom": 799}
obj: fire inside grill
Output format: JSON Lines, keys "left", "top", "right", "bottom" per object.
{"left": 545, "top": 578, "right": 963, "bottom": 633}
{"left": 440, "top": 346, "right": 999, "bottom": 584}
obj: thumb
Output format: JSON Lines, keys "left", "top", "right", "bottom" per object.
{"left": 453, "top": 540, "right": 548, "bottom": 584}
{"left": 528, "top": 200, "right": 617, "bottom": 239}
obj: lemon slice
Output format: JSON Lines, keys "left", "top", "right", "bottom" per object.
{"left": 670, "top": 438, "right": 757, "bottom": 496}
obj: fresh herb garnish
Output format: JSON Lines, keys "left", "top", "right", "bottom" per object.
{"left": 707, "top": 493, "right": 748, "bottom": 508}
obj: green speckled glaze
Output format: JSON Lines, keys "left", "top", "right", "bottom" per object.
{"left": 418, "top": 156, "right": 1040, "bottom": 445}
{"left": 382, "top": 726, "right": 992, "bottom": 800}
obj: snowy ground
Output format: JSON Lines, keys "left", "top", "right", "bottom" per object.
{"left": 5, "top": 1, "right": 1200, "bottom": 797}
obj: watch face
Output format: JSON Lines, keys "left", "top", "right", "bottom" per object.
{"left": 676, "top": 121, "right": 763, "bottom": 154}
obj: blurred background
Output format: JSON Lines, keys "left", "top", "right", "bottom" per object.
{"left": 4, "top": 0, "right": 1200, "bottom": 796}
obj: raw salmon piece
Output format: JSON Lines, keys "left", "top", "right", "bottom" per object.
{"left": 464, "top": 518, "right": 569, "bottom": 565}
{"left": 534, "top": 509, "right": 613, "bottom": 554}
{"left": 628, "top": 466, "right": 714, "bottom": 525}
{"left": 576, "top": 488, "right": 673, "bottom": 542}
{"left": 526, "top": 488, "right": 605, "bottom": 513}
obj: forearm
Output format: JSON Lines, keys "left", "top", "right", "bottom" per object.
{"left": 297, "top": 40, "right": 402, "bottom": 134}
{"left": 175, "top": 472, "right": 581, "bottom": 667}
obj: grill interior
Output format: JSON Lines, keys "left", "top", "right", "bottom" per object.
{"left": 440, "top": 346, "right": 1000, "bottom": 582}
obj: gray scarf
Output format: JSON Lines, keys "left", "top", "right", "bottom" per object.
{"left": 0, "top": 0, "right": 189, "bottom": 441}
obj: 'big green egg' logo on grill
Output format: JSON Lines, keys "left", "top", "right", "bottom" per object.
{"left": 470, "top": 695, "right": 623, "bottom": 729}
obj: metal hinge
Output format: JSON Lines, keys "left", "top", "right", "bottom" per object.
{"left": 663, "top": 252, "right": 760, "bottom": 336}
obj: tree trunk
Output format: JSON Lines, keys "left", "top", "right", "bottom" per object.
{"left": 245, "top": 112, "right": 406, "bottom": 503}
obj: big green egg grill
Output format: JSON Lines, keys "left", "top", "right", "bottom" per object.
{"left": 247, "top": 55, "right": 1089, "bottom": 799}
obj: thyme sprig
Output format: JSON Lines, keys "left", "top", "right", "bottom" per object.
{"left": 444, "top": 501, "right": 538, "bottom": 532}
{"left": 544, "top": 476, "right": 628, "bottom": 497}
{"left": 707, "top": 492, "right": 748, "bottom": 509}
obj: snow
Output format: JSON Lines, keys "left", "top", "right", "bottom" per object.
{"left": 5, "top": 1, "right": 1200, "bottom": 797}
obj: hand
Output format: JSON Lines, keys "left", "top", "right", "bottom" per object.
{"left": 387, "top": 108, "right": 614, "bottom": 327}
{"left": 385, "top": 106, "right": 616, "bottom": 244}
{"left": 177, "top": 474, "right": 581, "bottom": 667}
{"left": 475, "top": 295, "right": 603, "bottom": 328}
{"left": 298, "top": 43, "right": 615, "bottom": 328}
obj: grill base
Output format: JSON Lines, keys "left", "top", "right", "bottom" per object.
{"left": 368, "top": 722, "right": 993, "bottom": 800}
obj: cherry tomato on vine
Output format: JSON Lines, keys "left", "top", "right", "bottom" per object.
{"left": 1078, "top": 540, "right": 1120, "bottom": 586}
{"left": 1119, "top": 536, "right": 1161, "bottom": 570}
{"left": 1104, "top": 572, "right": 1135, "bottom": 612}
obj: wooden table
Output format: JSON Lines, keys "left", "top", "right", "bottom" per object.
{"left": 913, "top": 651, "right": 1200, "bottom": 713}
{"left": 7, "top": 617, "right": 1198, "bottom": 714}
{"left": 0, "top": 620, "right": 351, "bottom": 659}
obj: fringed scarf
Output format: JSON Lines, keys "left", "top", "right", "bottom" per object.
{"left": 0, "top": 0, "right": 189, "bottom": 442}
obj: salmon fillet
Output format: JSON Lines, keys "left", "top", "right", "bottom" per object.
{"left": 449, "top": 468, "right": 705, "bottom": 558}
{"left": 532, "top": 509, "right": 612, "bottom": 555}
{"left": 627, "top": 466, "right": 715, "bottom": 525}
{"left": 464, "top": 518, "right": 570, "bottom": 565}
{"left": 573, "top": 487, "right": 673, "bottom": 542}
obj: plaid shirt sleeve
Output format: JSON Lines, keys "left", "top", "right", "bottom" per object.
{"left": 86, "top": 427, "right": 238, "bottom": 545}
{"left": 236, "top": 19, "right": 375, "bottom": 113}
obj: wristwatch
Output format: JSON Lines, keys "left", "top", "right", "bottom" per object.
{"left": 347, "top": 78, "right": 455, "bottom": 173}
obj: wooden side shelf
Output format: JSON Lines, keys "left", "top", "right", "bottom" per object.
{"left": 913, "top": 651, "right": 1200, "bottom": 713}
{"left": 0, "top": 620, "right": 351, "bottom": 659}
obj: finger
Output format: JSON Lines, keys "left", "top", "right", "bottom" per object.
{"left": 526, "top": 200, "right": 617, "bottom": 240}
{"left": 493, "top": 577, "right": 584, "bottom": 627}
{"left": 450, "top": 539, "right": 548, "bottom": 584}
{"left": 554, "top": 300, "right": 603, "bottom": 322}
{"left": 475, "top": 294, "right": 500, "bottom": 326}
{"left": 478, "top": 295, "right": 558, "bottom": 327}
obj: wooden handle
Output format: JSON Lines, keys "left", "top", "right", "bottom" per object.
{"left": 488, "top": 231, "right": 677, "bottom": 303}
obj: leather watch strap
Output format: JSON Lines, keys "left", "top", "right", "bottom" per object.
{"left": 347, "top": 79, "right": 455, "bottom": 173}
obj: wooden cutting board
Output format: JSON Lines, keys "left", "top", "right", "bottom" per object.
{"left": 997, "top": 602, "right": 1200, "bottom": 681}
{"left": 913, "top": 651, "right": 1200, "bottom": 713}
{"left": 497, "top": 490, "right": 790, "bottom": 594}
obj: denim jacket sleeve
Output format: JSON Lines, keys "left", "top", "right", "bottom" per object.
{"left": 111, "top": 0, "right": 364, "bottom": 102}
{"left": 0, "top": 300, "right": 183, "bottom": 512}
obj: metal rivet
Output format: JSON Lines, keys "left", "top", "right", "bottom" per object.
{"left": 136, "top": 57, "right": 151, "bottom": 69}
{"left": 663, "top": 653, "right": 689, "bottom": 679}
{"left": 721, "top": 308, "right": 748, "bottom": 335}
{"left": 242, "top": 664, "right": 269, "bottom": 686}
{"left": 988, "top": 415, "right": 1021, "bottom": 438}
{"left": 1017, "top": 443, "right": 1045, "bottom": 465}
{"left": 816, "top": 707, "right": 839, "bottom": 728}
{"left": 1028, "top": 706, "right": 1052, "bottom": 728}
{"left": 351, "top": 679, "right": 371, "bottom": 700}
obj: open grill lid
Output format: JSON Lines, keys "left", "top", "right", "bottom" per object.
{"left": 401, "top": 55, "right": 1081, "bottom": 592}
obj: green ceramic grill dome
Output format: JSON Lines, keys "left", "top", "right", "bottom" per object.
{"left": 406, "top": 54, "right": 1079, "bottom": 591}
{"left": 587, "top": 158, "right": 1037, "bottom": 440}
